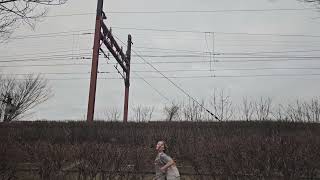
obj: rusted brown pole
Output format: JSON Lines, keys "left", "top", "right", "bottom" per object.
{"left": 123, "top": 34, "right": 132, "bottom": 123}
{"left": 87, "top": 0, "right": 103, "bottom": 122}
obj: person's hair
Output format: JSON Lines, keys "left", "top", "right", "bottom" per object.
{"left": 160, "top": 140, "right": 168, "bottom": 153}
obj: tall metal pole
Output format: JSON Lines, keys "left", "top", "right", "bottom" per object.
{"left": 87, "top": 0, "right": 104, "bottom": 122}
{"left": 123, "top": 34, "right": 132, "bottom": 122}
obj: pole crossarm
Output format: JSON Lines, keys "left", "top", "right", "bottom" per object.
{"left": 100, "top": 18, "right": 132, "bottom": 123}
{"left": 101, "top": 32, "right": 128, "bottom": 72}
{"left": 101, "top": 22, "right": 129, "bottom": 68}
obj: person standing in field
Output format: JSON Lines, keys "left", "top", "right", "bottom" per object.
{"left": 154, "top": 140, "right": 180, "bottom": 180}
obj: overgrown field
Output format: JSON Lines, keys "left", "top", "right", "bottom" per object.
{"left": 1, "top": 121, "right": 320, "bottom": 180}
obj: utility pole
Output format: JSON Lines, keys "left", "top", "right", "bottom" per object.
{"left": 87, "top": 0, "right": 104, "bottom": 122}
{"left": 123, "top": 35, "right": 132, "bottom": 122}
{"left": 100, "top": 23, "right": 132, "bottom": 122}
{"left": 87, "top": 0, "right": 132, "bottom": 122}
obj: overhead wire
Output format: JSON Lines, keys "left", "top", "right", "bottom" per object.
{"left": 9, "top": 29, "right": 94, "bottom": 40}
{"left": 43, "top": 8, "right": 317, "bottom": 18}
{"left": 130, "top": 46, "right": 221, "bottom": 120}
{"left": 111, "top": 26, "right": 320, "bottom": 38}
{"left": 3, "top": 73, "right": 320, "bottom": 81}
{"left": 132, "top": 72, "right": 170, "bottom": 102}
{"left": 2, "top": 57, "right": 320, "bottom": 66}
{"left": 0, "top": 48, "right": 92, "bottom": 58}
{"left": 2, "top": 67, "right": 320, "bottom": 77}
{"left": 2, "top": 48, "right": 320, "bottom": 63}
{"left": 2, "top": 25, "right": 320, "bottom": 42}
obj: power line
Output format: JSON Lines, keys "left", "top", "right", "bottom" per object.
{"left": 10, "top": 30, "right": 93, "bottom": 40}
{"left": 0, "top": 49, "right": 91, "bottom": 59}
{"left": 132, "top": 72, "right": 170, "bottom": 102}
{"left": 45, "top": 13, "right": 95, "bottom": 17}
{"left": 112, "top": 33, "right": 221, "bottom": 120}
{"left": 2, "top": 49, "right": 320, "bottom": 63}
{"left": 0, "top": 72, "right": 90, "bottom": 76}
{"left": 0, "top": 54, "right": 92, "bottom": 63}
{"left": 112, "top": 26, "right": 320, "bottom": 38}
{"left": 0, "top": 63, "right": 92, "bottom": 67}
{"left": 104, "top": 8, "right": 317, "bottom": 13}
{"left": 2, "top": 53, "right": 320, "bottom": 63}
{"left": 5, "top": 73, "right": 320, "bottom": 81}
{"left": 2, "top": 66, "right": 320, "bottom": 76}
{"left": 129, "top": 74, "right": 320, "bottom": 78}
{"left": 131, "top": 49, "right": 220, "bottom": 120}
{"left": 44, "top": 8, "right": 317, "bottom": 18}
{"left": 216, "top": 49, "right": 320, "bottom": 55}
{"left": 128, "top": 55, "right": 320, "bottom": 58}
{"left": 135, "top": 67, "right": 320, "bottom": 72}
{"left": 2, "top": 26, "right": 320, "bottom": 42}
{"left": 126, "top": 46, "right": 320, "bottom": 56}
{"left": 3, "top": 58, "right": 320, "bottom": 67}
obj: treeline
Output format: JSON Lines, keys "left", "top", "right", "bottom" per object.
{"left": 126, "top": 94, "right": 320, "bottom": 122}
{"left": 1, "top": 121, "right": 320, "bottom": 179}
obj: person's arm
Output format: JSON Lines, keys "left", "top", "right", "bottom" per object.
{"left": 159, "top": 153, "right": 175, "bottom": 172}
{"left": 160, "top": 159, "right": 175, "bottom": 172}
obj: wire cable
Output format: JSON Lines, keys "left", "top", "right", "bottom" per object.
{"left": 112, "top": 26, "right": 320, "bottom": 38}
{"left": 131, "top": 49, "right": 220, "bottom": 120}
{"left": 43, "top": 8, "right": 317, "bottom": 18}
{"left": 4, "top": 73, "right": 320, "bottom": 81}
{"left": 112, "top": 33, "right": 221, "bottom": 120}
{"left": 132, "top": 72, "right": 170, "bottom": 102}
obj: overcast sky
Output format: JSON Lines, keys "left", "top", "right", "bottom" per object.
{"left": 1, "top": 0, "right": 320, "bottom": 121}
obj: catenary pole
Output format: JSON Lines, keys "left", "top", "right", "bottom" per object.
{"left": 87, "top": 0, "right": 104, "bottom": 122}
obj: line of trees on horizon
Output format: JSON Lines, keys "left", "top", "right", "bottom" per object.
{"left": 105, "top": 90, "right": 320, "bottom": 123}
{"left": 0, "top": 73, "right": 319, "bottom": 123}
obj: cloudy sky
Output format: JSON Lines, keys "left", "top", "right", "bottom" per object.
{"left": 1, "top": 0, "right": 320, "bottom": 120}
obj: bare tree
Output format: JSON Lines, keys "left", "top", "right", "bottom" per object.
{"left": 254, "top": 97, "right": 272, "bottom": 121}
{"left": 309, "top": 97, "right": 320, "bottom": 122}
{"left": 163, "top": 102, "right": 180, "bottom": 121}
{"left": 286, "top": 100, "right": 304, "bottom": 122}
{"left": 181, "top": 100, "right": 206, "bottom": 121}
{"left": 132, "top": 105, "right": 154, "bottom": 122}
{"left": 285, "top": 98, "right": 320, "bottom": 122}
{"left": 239, "top": 97, "right": 254, "bottom": 121}
{"left": 272, "top": 103, "right": 287, "bottom": 121}
{"left": 0, "top": 0, "right": 67, "bottom": 40}
{"left": 0, "top": 74, "right": 52, "bottom": 122}
{"left": 209, "top": 89, "right": 234, "bottom": 121}
{"left": 105, "top": 107, "right": 121, "bottom": 121}
{"left": 300, "top": 98, "right": 320, "bottom": 122}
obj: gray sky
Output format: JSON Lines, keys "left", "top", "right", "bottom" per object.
{"left": 1, "top": 0, "right": 320, "bottom": 120}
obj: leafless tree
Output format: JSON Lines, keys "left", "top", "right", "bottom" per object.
{"left": 131, "top": 105, "right": 154, "bottom": 122}
{"left": 272, "top": 103, "right": 287, "bottom": 121}
{"left": 105, "top": 107, "right": 121, "bottom": 121}
{"left": 163, "top": 102, "right": 180, "bottom": 121}
{"left": 286, "top": 98, "right": 320, "bottom": 122}
{"left": 240, "top": 97, "right": 254, "bottom": 121}
{"left": 308, "top": 98, "right": 320, "bottom": 122}
{"left": 286, "top": 100, "right": 304, "bottom": 122}
{"left": 0, "top": 74, "right": 52, "bottom": 122}
{"left": 254, "top": 97, "right": 272, "bottom": 121}
{"left": 181, "top": 100, "right": 206, "bottom": 121}
{"left": 0, "top": 0, "right": 67, "bottom": 40}
{"left": 301, "top": 98, "right": 320, "bottom": 122}
{"left": 209, "top": 89, "right": 234, "bottom": 121}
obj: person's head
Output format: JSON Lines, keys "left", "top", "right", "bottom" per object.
{"left": 156, "top": 140, "right": 167, "bottom": 153}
